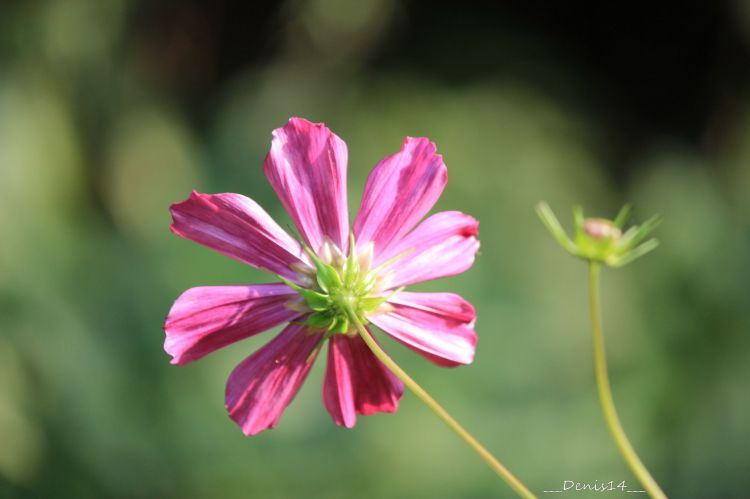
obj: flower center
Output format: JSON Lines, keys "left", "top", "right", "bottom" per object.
{"left": 283, "top": 236, "right": 400, "bottom": 338}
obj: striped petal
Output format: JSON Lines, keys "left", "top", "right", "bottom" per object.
{"left": 368, "top": 292, "right": 477, "bottom": 367}
{"left": 323, "top": 332, "right": 403, "bottom": 428}
{"left": 377, "top": 211, "right": 479, "bottom": 288}
{"left": 225, "top": 324, "right": 322, "bottom": 436}
{"left": 170, "top": 191, "right": 310, "bottom": 281}
{"left": 164, "top": 284, "right": 302, "bottom": 365}
{"left": 264, "top": 117, "right": 349, "bottom": 253}
{"left": 353, "top": 137, "right": 447, "bottom": 259}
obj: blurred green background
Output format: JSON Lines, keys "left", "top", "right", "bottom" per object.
{"left": 1, "top": 1, "right": 749, "bottom": 497}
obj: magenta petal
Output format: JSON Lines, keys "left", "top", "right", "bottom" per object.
{"left": 225, "top": 324, "right": 323, "bottom": 436}
{"left": 323, "top": 333, "right": 404, "bottom": 428}
{"left": 377, "top": 211, "right": 479, "bottom": 288}
{"left": 170, "top": 191, "right": 309, "bottom": 280}
{"left": 264, "top": 118, "right": 349, "bottom": 253}
{"left": 368, "top": 291, "right": 477, "bottom": 367}
{"left": 164, "top": 284, "right": 302, "bottom": 365}
{"left": 353, "top": 137, "right": 447, "bottom": 258}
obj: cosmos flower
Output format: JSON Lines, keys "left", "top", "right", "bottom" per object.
{"left": 164, "top": 118, "right": 480, "bottom": 435}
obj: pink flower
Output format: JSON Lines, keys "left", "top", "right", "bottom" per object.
{"left": 165, "top": 118, "right": 480, "bottom": 435}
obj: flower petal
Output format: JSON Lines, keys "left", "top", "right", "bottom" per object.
{"left": 264, "top": 117, "right": 349, "bottom": 253}
{"left": 164, "top": 284, "right": 302, "bottom": 365}
{"left": 323, "top": 332, "right": 404, "bottom": 428}
{"left": 353, "top": 137, "right": 447, "bottom": 258}
{"left": 368, "top": 291, "right": 477, "bottom": 367}
{"left": 170, "top": 191, "right": 309, "bottom": 280}
{"left": 376, "top": 211, "right": 479, "bottom": 288}
{"left": 225, "top": 324, "right": 323, "bottom": 436}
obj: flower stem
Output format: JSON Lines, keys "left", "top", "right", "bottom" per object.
{"left": 344, "top": 304, "right": 537, "bottom": 499}
{"left": 587, "top": 262, "right": 667, "bottom": 499}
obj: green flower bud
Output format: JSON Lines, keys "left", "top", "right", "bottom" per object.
{"left": 536, "top": 202, "right": 660, "bottom": 267}
{"left": 583, "top": 218, "right": 622, "bottom": 241}
{"left": 284, "top": 233, "right": 407, "bottom": 336}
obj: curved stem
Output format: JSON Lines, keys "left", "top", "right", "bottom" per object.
{"left": 344, "top": 304, "right": 536, "bottom": 499}
{"left": 588, "top": 262, "right": 667, "bottom": 499}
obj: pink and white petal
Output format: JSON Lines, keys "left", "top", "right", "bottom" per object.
{"left": 323, "top": 332, "right": 404, "bottom": 428}
{"left": 170, "top": 191, "right": 310, "bottom": 281}
{"left": 377, "top": 211, "right": 479, "bottom": 288}
{"left": 225, "top": 324, "right": 323, "bottom": 436}
{"left": 264, "top": 118, "right": 349, "bottom": 253}
{"left": 164, "top": 284, "right": 303, "bottom": 365}
{"left": 368, "top": 291, "right": 477, "bottom": 367}
{"left": 353, "top": 137, "right": 447, "bottom": 258}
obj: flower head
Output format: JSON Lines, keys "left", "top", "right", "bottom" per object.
{"left": 536, "top": 201, "right": 660, "bottom": 267}
{"left": 165, "top": 118, "right": 480, "bottom": 435}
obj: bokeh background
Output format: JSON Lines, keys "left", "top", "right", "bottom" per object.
{"left": 1, "top": 1, "right": 749, "bottom": 497}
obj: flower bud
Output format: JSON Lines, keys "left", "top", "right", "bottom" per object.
{"left": 536, "top": 202, "right": 660, "bottom": 268}
{"left": 583, "top": 218, "right": 622, "bottom": 241}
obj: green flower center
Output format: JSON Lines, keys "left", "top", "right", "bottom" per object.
{"left": 283, "top": 236, "right": 402, "bottom": 338}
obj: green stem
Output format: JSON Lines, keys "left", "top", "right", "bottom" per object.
{"left": 588, "top": 262, "right": 667, "bottom": 499}
{"left": 344, "top": 303, "right": 537, "bottom": 499}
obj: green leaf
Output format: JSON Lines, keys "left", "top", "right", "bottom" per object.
{"left": 329, "top": 315, "right": 350, "bottom": 334}
{"left": 617, "top": 215, "right": 661, "bottom": 251}
{"left": 305, "top": 311, "right": 333, "bottom": 328}
{"left": 358, "top": 271, "right": 378, "bottom": 295}
{"left": 343, "top": 233, "right": 359, "bottom": 287}
{"left": 535, "top": 202, "right": 577, "bottom": 254}
{"left": 360, "top": 295, "right": 387, "bottom": 313}
{"left": 305, "top": 247, "right": 343, "bottom": 292}
{"left": 298, "top": 289, "right": 331, "bottom": 311}
{"left": 609, "top": 238, "right": 659, "bottom": 267}
{"left": 279, "top": 276, "right": 330, "bottom": 310}
{"left": 613, "top": 204, "right": 632, "bottom": 228}
{"left": 278, "top": 276, "right": 303, "bottom": 292}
